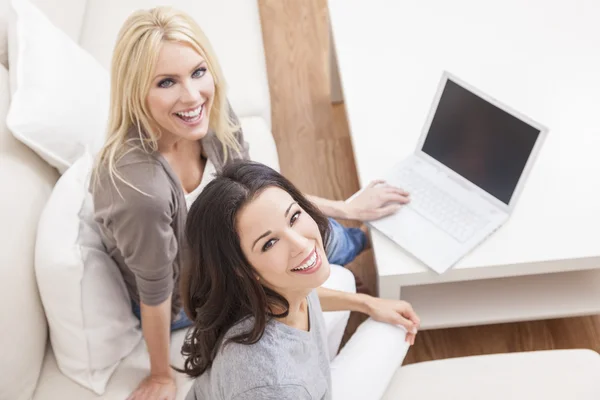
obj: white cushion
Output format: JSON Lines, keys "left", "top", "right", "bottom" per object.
{"left": 34, "top": 330, "right": 194, "bottom": 400}
{"left": 240, "top": 116, "right": 280, "bottom": 172}
{"left": 0, "top": 63, "right": 58, "bottom": 400}
{"left": 35, "top": 152, "right": 142, "bottom": 395}
{"left": 6, "top": 0, "right": 109, "bottom": 173}
{"left": 78, "top": 0, "right": 271, "bottom": 127}
{"left": 382, "top": 349, "right": 600, "bottom": 399}
{"left": 2, "top": 0, "right": 87, "bottom": 70}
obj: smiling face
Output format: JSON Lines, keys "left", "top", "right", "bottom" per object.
{"left": 236, "top": 187, "right": 331, "bottom": 299}
{"left": 146, "top": 41, "right": 215, "bottom": 144}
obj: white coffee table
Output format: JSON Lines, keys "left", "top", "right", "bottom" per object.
{"left": 328, "top": 0, "right": 600, "bottom": 330}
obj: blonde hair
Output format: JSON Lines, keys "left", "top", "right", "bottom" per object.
{"left": 95, "top": 6, "right": 240, "bottom": 191}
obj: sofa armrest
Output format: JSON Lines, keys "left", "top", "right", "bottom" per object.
{"left": 0, "top": 63, "right": 59, "bottom": 400}
{"left": 331, "top": 320, "right": 409, "bottom": 400}
{"left": 320, "top": 265, "right": 355, "bottom": 360}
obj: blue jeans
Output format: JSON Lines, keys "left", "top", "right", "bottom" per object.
{"left": 131, "top": 301, "right": 193, "bottom": 331}
{"left": 325, "top": 218, "right": 367, "bottom": 266}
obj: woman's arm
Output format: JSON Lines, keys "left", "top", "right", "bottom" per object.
{"left": 307, "top": 180, "right": 410, "bottom": 222}
{"left": 316, "top": 287, "right": 420, "bottom": 344}
{"left": 142, "top": 299, "right": 173, "bottom": 378}
{"left": 93, "top": 163, "right": 180, "bottom": 399}
{"left": 316, "top": 286, "right": 369, "bottom": 313}
{"left": 127, "top": 298, "right": 177, "bottom": 400}
{"left": 305, "top": 195, "right": 350, "bottom": 220}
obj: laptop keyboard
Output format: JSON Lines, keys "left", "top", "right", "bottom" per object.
{"left": 395, "top": 168, "right": 489, "bottom": 243}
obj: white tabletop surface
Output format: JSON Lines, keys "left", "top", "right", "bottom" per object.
{"left": 329, "top": 0, "right": 600, "bottom": 282}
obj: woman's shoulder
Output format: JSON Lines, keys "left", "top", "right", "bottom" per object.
{"left": 108, "top": 144, "right": 163, "bottom": 173}
{"left": 91, "top": 147, "right": 173, "bottom": 208}
{"left": 214, "top": 318, "right": 284, "bottom": 372}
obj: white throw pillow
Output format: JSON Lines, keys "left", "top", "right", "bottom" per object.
{"left": 35, "top": 152, "right": 142, "bottom": 394}
{"left": 6, "top": 0, "right": 109, "bottom": 174}
{"left": 240, "top": 116, "right": 280, "bottom": 172}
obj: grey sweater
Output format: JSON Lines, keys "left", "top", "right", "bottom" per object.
{"left": 185, "top": 290, "right": 332, "bottom": 400}
{"left": 91, "top": 123, "right": 249, "bottom": 320}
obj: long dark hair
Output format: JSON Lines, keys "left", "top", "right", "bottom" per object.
{"left": 178, "top": 160, "right": 330, "bottom": 377}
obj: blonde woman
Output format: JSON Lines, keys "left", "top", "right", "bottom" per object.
{"left": 91, "top": 6, "right": 411, "bottom": 400}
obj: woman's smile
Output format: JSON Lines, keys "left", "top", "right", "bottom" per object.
{"left": 290, "top": 246, "right": 322, "bottom": 274}
{"left": 173, "top": 102, "right": 205, "bottom": 126}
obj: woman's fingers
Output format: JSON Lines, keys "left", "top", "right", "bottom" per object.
{"left": 404, "top": 330, "right": 416, "bottom": 345}
{"left": 378, "top": 183, "right": 409, "bottom": 196}
{"left": 408, "top": 312, "right": 421, "bottom": 328}
{"left": 391, "top": 312, "right": 416, "bottom": 331}
{"left": 367, "top": 179, "right": 386, "bottom": 188}
{"left": 397, "top": 302, "right": 419, "bottom": 345}
{"left": 408, "top": 332, "right": 416, "bottom": 345}
{"left": 398, "top": 303, "right": 421, "bottom": 328}
{"left": 389, "top": 187, "right": 410, "bottom": 197}
{"left": 397, "top": 304, "right": 420, "bottom": 346}
{"left": 381, "top": 192, "right": 411, "bottom": 205}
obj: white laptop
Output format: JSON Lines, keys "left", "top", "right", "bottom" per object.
{"left": 367, "top": 71, "right": 548, "bottom": 274}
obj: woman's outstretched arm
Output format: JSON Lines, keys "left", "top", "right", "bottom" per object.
{"left": 306, "top": 180, "right": 410, "bottom": 222}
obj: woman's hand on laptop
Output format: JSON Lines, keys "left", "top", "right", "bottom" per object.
{"left": 345, "top": 180, "right": 410, "bottom": 221}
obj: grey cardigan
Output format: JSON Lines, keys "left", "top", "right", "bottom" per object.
{"left": 91, "top": 125, "right": 249, "bottom": 320}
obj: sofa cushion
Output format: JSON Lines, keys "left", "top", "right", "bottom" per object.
{"left": 33, "top": 329, "right": 194, "bottom": 400}
{"left": 35, "top": 152, "right": 142, "bottom": 395}
{"left": 382, "top": 349, "right": 600, "bottom": 399}
{"left": 78, "top": 0, "right": 271, "bottom": 127}
{"left": 240, "top": 116, "right": 280, "bottom": 172}
{"left": 6, "top": 0, "right": 109, "bottom": 173}
{"left": 0, "top": 63, "right": 58, "bottom": 400}
{"left": 1, "top": 0, "right": 85, "bottom": 69}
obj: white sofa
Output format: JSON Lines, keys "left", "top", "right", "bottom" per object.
{"left": 1, "top": 1, "right": 600, "bottom": 399}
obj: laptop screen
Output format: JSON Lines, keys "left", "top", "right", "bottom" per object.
{"left": 421, "top": 78, "right": 541, "bottom": 205}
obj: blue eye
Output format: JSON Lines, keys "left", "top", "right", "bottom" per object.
{"left": 192, "top": 67, "right": 207, "bottom": 79}
{"left": 158, "top": 79, "right": 174, "bottom": 88}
